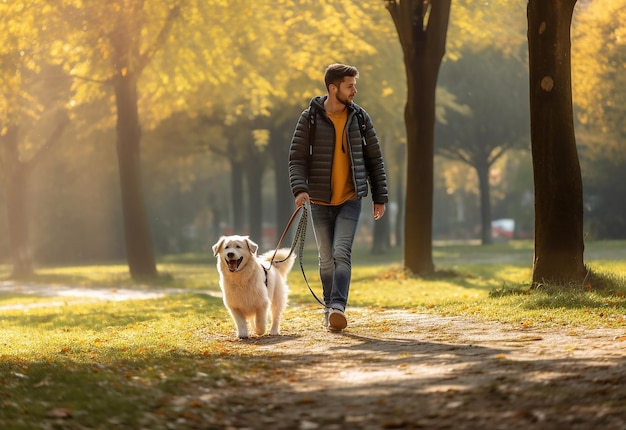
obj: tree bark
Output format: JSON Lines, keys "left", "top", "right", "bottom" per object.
{"left": 385, "top": 0, "right": 451, "bottom": 275}
{"left": 527, "top": 0, "right": 586, "bottom": 285}
{"left": 113, "top": 70, "right": 158, "bottom": 279}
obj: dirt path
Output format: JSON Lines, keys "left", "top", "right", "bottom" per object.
{"left": 207, "top": 307, "right": 626, "bottom": 429}
{"left": 0, "top": 281, "right": 221, "bottom": 310}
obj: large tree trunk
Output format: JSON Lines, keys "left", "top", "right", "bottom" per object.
{"left": 113, "top": 71, "right": 158, "bottom": 279}
{"left": 404, "top": 67, "right": 435, "bottom": 273}
{"left": 106, "top": 3, "right": 182, "bottom": 279}
{"left": 2, "top": 127, "right": 33, "bottom": 277}
{"left": 527, "top": 0, "right": 586, "bottom": 285}
{"left": 386, "top": 0, "right": 451, "bottom": 275}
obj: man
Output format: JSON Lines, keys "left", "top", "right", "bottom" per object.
{"left": 288, "top": 63, "right": 388, "bottom": 331}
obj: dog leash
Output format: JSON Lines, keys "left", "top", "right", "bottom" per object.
{"left": 268, "top": 202, "right": 326, "bottom": 308}
{"left": 267, "top": 204, "right": 303, "bottom": 265}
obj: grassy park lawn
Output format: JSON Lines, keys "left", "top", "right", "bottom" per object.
{"left": 1, "top": 240, "right": 625, "bottom": 428}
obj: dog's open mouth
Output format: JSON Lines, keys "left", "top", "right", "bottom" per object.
{"left": 226, "top": 257, "right": 243, "bottom": 272}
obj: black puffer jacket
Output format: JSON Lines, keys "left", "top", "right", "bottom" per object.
{"left": 289, "top": 96, "right": 388, "bottom": 204}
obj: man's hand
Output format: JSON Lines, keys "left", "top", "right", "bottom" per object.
{"left": 373, "top": 203, "right": 385, "bottom": 220}
{"left": 295, "top": 192, "right": 310, "bottom": 208}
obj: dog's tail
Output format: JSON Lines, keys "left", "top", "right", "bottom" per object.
{"left": 260, "top": 248, "right": 296, "bottom": 278}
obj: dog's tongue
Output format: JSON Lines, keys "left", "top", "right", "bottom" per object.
{"left": 227, "top": 258, "right": 240, "bottom": 272}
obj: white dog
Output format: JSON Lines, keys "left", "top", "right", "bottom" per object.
{"left": 212, "top": 235, "right": 296, "bottom": 339}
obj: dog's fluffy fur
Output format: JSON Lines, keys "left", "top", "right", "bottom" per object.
{"left": 212, "top": 235, "right": 295, "bottom": 339}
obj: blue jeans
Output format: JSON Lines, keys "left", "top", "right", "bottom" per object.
{"left": 310, "top": 199, "right": 362, "bottom": 312}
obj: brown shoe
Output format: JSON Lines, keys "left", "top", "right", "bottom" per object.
{"left": 328, "top": 308, "right": 347, "bottom": 331}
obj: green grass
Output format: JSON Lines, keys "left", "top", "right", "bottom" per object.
{"left": 288, "top": 240, "right": 626, "bottom": 329}
{"left": 0, "top": 294, "right": 251, "bottom": 428}
{"left": 1, "top": 240, "right": 626, "bottom": 428}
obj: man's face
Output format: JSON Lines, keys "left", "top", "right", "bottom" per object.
{"left": 335, "top": 76, "right": 357, "bottom": 106}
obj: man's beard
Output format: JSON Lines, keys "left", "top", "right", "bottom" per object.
{"left": 337, "top": 93, "right": 353, "bottom": 106}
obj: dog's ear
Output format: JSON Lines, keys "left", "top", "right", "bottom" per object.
{"left": 245, "top": 237, "right": 259, "bottom": 255}
{"left": 212, "top": 237, "right": 225, "bottom": 256}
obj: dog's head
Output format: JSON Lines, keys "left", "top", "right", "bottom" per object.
{"left": 212, "top": 235, "right": 259, "bottom": 273}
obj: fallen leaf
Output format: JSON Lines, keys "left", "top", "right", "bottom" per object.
{"left": 300, "top": 420, "right": 319, "bottom": 430}
{"left": 47, "top": 408, "right": 72, "bottom": 419}
{"left": 34, "top": 378, "right": 51, "bottom": 388}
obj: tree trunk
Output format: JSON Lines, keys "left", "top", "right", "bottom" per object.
{"left": 113, "top": 71, "right": 158, "bottom": 279}
{"left": 371, "top": 213, "right": 391, "bottom": 254}
{"left": 372, "top": 134, "right": 391, "bottom": 254}
{"left": 395, "top": 143, "right": 405, "bottom": 248}
{"left": 527, "top": 0, "right": 586, "bottom": 285}
{"left": 386, "top": 0, "right": 451, "bottom": 275}
{"left": 2, "top": 127, "right": 33, "bottom": 277}
{"left": 404, "top": 63, "right": 436, "bottom": 273}
{"left": 244, "top": 156, "right": 264, "bottom": 245}
{"left": 1, "top": 114, "right": 69, "bottom": 276}
{"left": 476, "top": 161, "right": 493, "bottom": 245}
{"left": 7, "top": 167, "right": 31, "bottom": 277}
{"left": 270, "top": 126, "right": 295, "bottom": 245}
{"left": 230, "top": 158, "right": 245, "bottom": 233}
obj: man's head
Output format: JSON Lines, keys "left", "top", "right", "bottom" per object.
{"left": 324, "top": 63, "right": 359, "bottom": 106}
{"left": 324, "top": 63, "right": 359, "bottom": 90}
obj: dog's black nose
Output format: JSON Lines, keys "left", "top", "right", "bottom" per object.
{"left": 227, "top": 252, "right": 235, "bottom": 259}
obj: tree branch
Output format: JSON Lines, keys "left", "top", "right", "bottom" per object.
{"left": 71, "top": 73, "right": 113, "bottom": 85}
{"left": 384, "top": 0, "right": 399, "bottom": 22}
{"left": 137, "top": 3, "right": 182, "bottom": 74}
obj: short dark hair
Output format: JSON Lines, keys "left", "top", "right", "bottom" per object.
{"left": 324, "top": 63, "right": 359, "bottom": 91}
